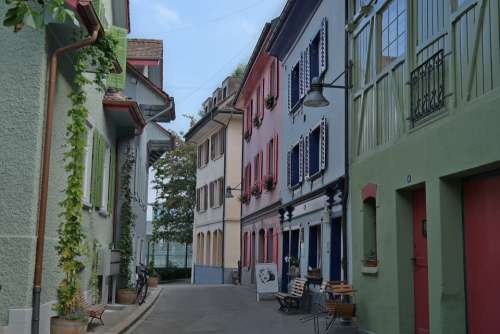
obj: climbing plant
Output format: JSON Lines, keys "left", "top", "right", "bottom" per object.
{"left": 118, "top": 145, "right": 136, "bottom": 289}
{"left": 2, "top": 1, "right": 119, "bottom": 320}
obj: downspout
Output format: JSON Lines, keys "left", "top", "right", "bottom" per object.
{"left": 211, "top": 112, "right": 228, "bottom": 283}
{"left": 32, "top": 27, "right": 100, "bottom": 334}
{"left": 342, "top": 0, "right": 350, "bottom": 283}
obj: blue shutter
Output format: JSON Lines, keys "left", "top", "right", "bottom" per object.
{"left": 287, "top": 149, "right": 292, "bottom": 188}
{"left": 304, "top": 131, "right": 310, "bottom": 180}
{"left": 305, "top": 46, "right": 311, "bottom": 92}
{"left": 299, "top": 52, "right": 305, "bottom": 99}
{"left": 320, "top": 17, "right": 328, "bottom": 76}
{"left": 287, "top": 72, "right": 292, "bottom": 113}
{"left": 320, "top": 117, "right": 328, "bottom": 171}
{"left": 299, "top": 136, "right": 304, "bottom": 183}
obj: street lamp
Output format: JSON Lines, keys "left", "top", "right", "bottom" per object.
{"left": 225, "top": 184, "right": 241, "bottom": 199}
{"left": 303, "top": 71, "right": 349, "bottom": 108}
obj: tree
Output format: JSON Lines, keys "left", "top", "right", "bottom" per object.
{"left": 232, "top": 63, "right": 246, "bottom": 80}
{"left": 152, "top": 136, "right": 196, "bottom": 248}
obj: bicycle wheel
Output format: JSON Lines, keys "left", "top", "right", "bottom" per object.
{"left": 136, "top": 280, "right": 148, "bottom": 305}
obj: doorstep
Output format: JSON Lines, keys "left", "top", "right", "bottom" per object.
{"left": 88, "top": 287, "right": 162, "bottom": 334}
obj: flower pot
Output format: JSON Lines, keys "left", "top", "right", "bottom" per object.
{"left": 117, "top": 288, "right": 136, "bottom": 304}
{"left": 365, "top": 259, "right": 378, "bottom": 267}
{"left": 50, "top": 317, "right": 87, "bottom": 334}
{"left": 148, "top": 276, "right": 159, "bottom": 287}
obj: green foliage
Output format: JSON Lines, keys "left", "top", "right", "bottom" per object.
{"left": 118, "top": 145, "right": 136, "bottom": 289}
{"left": 153, "top": 137, "right": 196, "bottom": 245}
{"left": 88, "top": 240, "right": 100, "bottom": 303}
{"left": 3, "top": 0, "right": 79, "bottom": 32}
{"left": 232, "top": 63, "right": 246, "bottom": 80}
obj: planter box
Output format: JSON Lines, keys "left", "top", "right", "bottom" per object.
{"left": 148, "top": 277, "right": 159, "bottom": 287}
{"left": 50, "top": 317, "right": 87, "bottom": 334}
{"left": 117, "top": 288, "right": 136, "bottom": 304}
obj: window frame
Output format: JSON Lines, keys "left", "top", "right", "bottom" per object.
{"left": 288, "top": 138, "right": 303, "bottom": 190}
{"left": 99, "top": 143, "right": 111, "bottom": 213}
{"left": 378, "top": 0, "right": 407, "bottom": 72}
{"left": 290, "top": 61, "right": 301, "bottom": 111}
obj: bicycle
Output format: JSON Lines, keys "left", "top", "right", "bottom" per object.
{"left": 135, "top": 263, "right": 149, "bottom": 305}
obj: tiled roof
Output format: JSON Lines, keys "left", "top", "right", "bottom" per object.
{"left": 127, "top": 39, "right": 163, "bottom": 59}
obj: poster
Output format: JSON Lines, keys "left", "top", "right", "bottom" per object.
{"left": 255, "top": 263, "right": 279, "bottom": 296}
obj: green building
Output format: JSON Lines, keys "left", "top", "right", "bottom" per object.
{"left": 348, "top": 0, "right": 500, "bottom": 333}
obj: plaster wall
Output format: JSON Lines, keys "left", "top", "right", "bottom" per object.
{"left": 351, "top": 89, "right": 500, "bottom": 334}
{"left": 224, "top": 117, "right": 242, "bottom": 222}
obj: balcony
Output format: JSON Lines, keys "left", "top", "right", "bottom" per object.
{"left": 409, "top": 49, "right": 445, "bottom": 127}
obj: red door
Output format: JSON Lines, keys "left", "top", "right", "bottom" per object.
{"left": 464, "top": 174, "right": 500, "bottom": 334}
{"left": 413, "top": 189, "right": 429, "bottom": 334}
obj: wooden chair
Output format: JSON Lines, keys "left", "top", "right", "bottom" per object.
{"left": 78, "top": 294, "right": 106, "bottom": 326}
{"left": 322, "top": 295, "right": 356, "bottom": 333}
{"left": 275, "top": 278, "right": 308, "bottom": 313}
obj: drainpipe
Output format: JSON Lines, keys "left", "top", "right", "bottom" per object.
{"left": 32, "top": 27, "right": 100, "bottom": 334}
{"left": 211, "top": 113, "right": 228, "bottom": 284}
{"left": 342, "top": 0, "right": 350, "bottom": 283}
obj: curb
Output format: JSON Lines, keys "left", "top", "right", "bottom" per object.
{"left": 105, "top": 287, "right": 163, "bottom": 334}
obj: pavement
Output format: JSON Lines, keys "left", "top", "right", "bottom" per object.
{"left": 127, "top": 284, "right": 361, "bottom": 334}
{"left": 87, "top": 286, "right": 162, "bottom": 334}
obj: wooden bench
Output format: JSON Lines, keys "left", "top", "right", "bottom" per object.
{"left": 275, "top": 278, "right": 307, "bottom": 313}
{"left": 78, "top": 294, "right": 106, "bottom": 325}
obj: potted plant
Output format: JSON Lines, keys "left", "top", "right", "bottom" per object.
{"left": 239, "top": 193, "right": 250, "bottom": 204}
{"left": 288, "top": 256, "right": 300, "bottom": 277}
{"left": 244, "top": 130, "right": 251, "bottom": 141}
{"left": 251, "top": 183, "right": 261, "bottom": 197}
{"left": 253, "top": 115, "right": 262, "bottom": 127}
{"left": 307, "top": 267, "right": 321, "bottom": 278}
{"left": 148, "top": 261, "right": 160, "bottom": 287}
{"left": 263, "top": 175, "right": 274, "bottom": 191}
{"left": 265, "top": 94, "right": 276, "bottom": 110}
{"left": 117, "top": 147, "right": 137, "bottom": 304}
{"left": 364, "top": 250, "right": 378, "bottom": 267}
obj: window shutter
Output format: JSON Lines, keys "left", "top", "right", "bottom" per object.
{"left": 266, "top": 142, "right": 270, "bottom": 176}
{"left": 320, "top": 117, "right": 328, "bottom": 171}
{"left": 219, "top": 178, "right": 224, "bottom": 206}
{"left": 196, "top": 188, "right": 200, "bottom": 211}
{"left": 205, "top": 141, "right": 209, "bottom": 165}
{"left": 305, "top": 45, "right": 311, "bottom": 92}
{"left": 107, "top": 145, "right": 116, "bottom": 213}
{"left": 90, "top": 130, "right": 99, "bottom": 205}
{"left": 275, "top": 60, "right": 280, "bottom": 99}
{"left": 299, "top": 52, "right": 305, "bottom": 99}
{"left": 106, "top": 26, "right": 128, "bottom": 89}
{"left": 204, "top": 185, "right": 208, "bottom": 211}
{"left": 259, "top": 151, "right": 263, "bottom": 192}
{"left": 249, "top": 101, "right": 253, "bottom": 136}
{"left": 210, "top": 135, "right": 215, "bottom": 160}
{"left": 304, "top": 131, "right": 310, "bottom": 180}
{"left": 220, "top": 128, "right": 225, "bottom": 155}
{"left": 287, "top": 73, "right": 292, "bottom": 113}
{"left": 209, "top": 182, "right": 214, "bottom": 207}
{"left": 261, "top": 79, "right": 265, "bottom": 117}
{"left": 320, "top": 17, "right": 328, "bottom": 76}
{"left": 287, "top": 149, "right": 292, "bottom": 188}
{"left": 299, "top": 136, "right": 304, "bottom": 183}
{"left": 273, "top": 134, "right": 279, "bottom": 185}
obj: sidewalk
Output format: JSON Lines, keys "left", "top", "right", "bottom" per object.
{"left": 88, "top": 287, "right": 162, "bottom": 334}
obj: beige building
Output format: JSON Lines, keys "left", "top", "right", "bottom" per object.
{"left": 185, "top": 76, "right": 242, "bottom": 284}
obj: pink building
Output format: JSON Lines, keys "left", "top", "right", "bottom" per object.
{"left": 234, "top": 20, "right": 283, "bottom": 286}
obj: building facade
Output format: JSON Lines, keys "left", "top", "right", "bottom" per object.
{"left": 348, "top": 0, "right": 500, "bottom": 333}
{"left": 268, "top": 0, "right": 347, "bottom": 292}
{"left": 234, "top": 21, "right": 283, "bottom": 286}
{"left": 185, "top": 76, "right": 242, "bottom": 284}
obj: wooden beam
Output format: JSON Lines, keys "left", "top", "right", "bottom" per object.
{"left": 465, "top": 0, "right": 487, "bottom": 102}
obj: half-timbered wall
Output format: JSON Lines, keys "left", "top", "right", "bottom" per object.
{"left": 351, "top": 0, "right": 500, "bottom": 159}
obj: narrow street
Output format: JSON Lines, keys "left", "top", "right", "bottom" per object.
{"left": 130, "top": 285, "right": 358, "bottom": 334}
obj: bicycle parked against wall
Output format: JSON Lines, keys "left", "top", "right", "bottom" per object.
{"left": 135, "top": 263, "right": 149, "bottom": 305}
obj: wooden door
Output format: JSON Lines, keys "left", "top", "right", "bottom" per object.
{"left": 413, "top": 189, "right": 429, "bottom": 334}
{"left": 464, "top": 174, "right": 500, "bottom": 333}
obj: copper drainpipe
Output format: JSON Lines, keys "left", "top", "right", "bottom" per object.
{"left": 32, "top": 27, "right": 100, "bottom": 334}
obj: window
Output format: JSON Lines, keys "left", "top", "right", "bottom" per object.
{"left": 287, "top": 138, "right": 303, "bottom": 189}
{"left": 305, "top": 118, "right": 327, "bottom": 180}
{"left": 363, "top": 197, "right": 377, "bottom": 263}
{"left": 223, "top": 87, "right": 227, "bottom": 99}
{"left": 256, "top": 85, "right": 261, "bottom": 122}
{"left": 353, "top": 0, "right": 368, "bottom": 14}
{"left": 309, "top": 126, "right": 321, "bottom": 176}
{"left": 290, "top": 62, "right": 300, "bottom": 109}
{"left": 196, "top": 185, "right": 209, "bottom": 212}
{"left": 267, "top": 228, "right": 274, "bottom": 262}
{"left": 210, "top": 128, "right": 225, "bottom": 160}
{"left": 309, "top": 32, "right": 320, "bottom": 84}
{"left": 213, "top": 97, "right": 217, "bottom": 106}
{"left": 253, "top": 152, "right": 262, "bottom": 195}
{"left": 209, "top": 178, "right": 224, "bottom": 208}
{"left": 308, "top": 225, "right": 321, "bottom": 269}
{"left": 265, "top": 135, "right": 279, "bottom": 187}
{"left": 243, "top": 163, "right": 252, "bottom": 201}
{"left": 269, "top": 60, "right": 278, "bottom": 97}
{"left": 83, "top": 123, "right": 93, "bottom": 204}
{"left": 380, "top": 0, "right": 406, "bottom": 70}
{"left": 244, "top": 100, "right": 253, "bottom": 139}
{"left": 197, "top": 140, "right": 210, "bottom": 168}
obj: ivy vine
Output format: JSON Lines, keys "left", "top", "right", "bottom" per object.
{"left": 118, "top": 145, "right": 136, "bottom": 289}
{"left": 2, "top": 1, "right": 119, "bottom": 319}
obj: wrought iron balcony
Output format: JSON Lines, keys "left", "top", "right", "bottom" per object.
{"left": 409, "top": 49, "right": 445, "bottom": 126}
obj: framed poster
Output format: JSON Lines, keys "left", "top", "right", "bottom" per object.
{"left": 255, "top": 263, "right": 278, "bottom": 300}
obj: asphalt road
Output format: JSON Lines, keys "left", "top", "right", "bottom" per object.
{"left": 130, "top": 284, "right": 360, "bottom": 334}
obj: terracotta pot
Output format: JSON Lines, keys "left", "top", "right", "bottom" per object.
{"left": 117, "top": 288, "right": 136, "bottom": 304}
{"left": 50, "top": 317, "right": 87, "bottom": 334}
{"left": 365, "top": 259, "right": 378, "bottom": 267}
{"left": 148, "top": 276, "right": 159, "bottom": 287}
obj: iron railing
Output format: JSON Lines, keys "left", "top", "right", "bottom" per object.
{"left": 409, "top": 49, "right": 445, "bottom": 126}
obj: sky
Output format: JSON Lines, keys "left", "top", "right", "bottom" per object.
{"left": 129, "top": 0, "right": 287, "bottom": 136}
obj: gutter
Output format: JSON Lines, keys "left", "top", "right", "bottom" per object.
{"left": 342, "top": 0, "right": 350, "bottom": 283}
{"left": 32, "top": 2, "right": 107, "bottom": 333}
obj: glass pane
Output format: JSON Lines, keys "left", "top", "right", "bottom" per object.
{"left": 382, "top": 10, "right": 389, "bottom": 28}
{"left": 389, "top": 42, "right": 397, "bottom": 58}
{"left": 382, "top": 28, "right": 388, "bottom": 49}
{"left": 398, "top": 0, "right": 406, "bottom": 14}
{"left": 398, "top": 13, "right": 406, "bottom": 35}
{"left": 397, "top": 34, "right": 406, "bottom": 56}
{"left": 389, "top": 1, "right": 397, "bottom": 23}
{"left": 389, "top": 22, "right": 397, "bottom": 44}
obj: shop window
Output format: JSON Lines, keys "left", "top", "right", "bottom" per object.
{"left": 308, "top": 225, "right": 322, "bottom": 269}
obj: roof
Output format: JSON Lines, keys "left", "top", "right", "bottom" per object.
{"left": 127, "top": 39, "right": 163, "bottom": 59}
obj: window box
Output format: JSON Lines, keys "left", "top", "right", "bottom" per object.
{"left": 263, "top": 175, "right": 275, "bottom": 191}
{"left": 239, "top": 193, "right": 250, "bottom": 204}
{"left": 251, "top": 183, "right": 261, "bottom": 197}
{"left": 265, "top": 94, "right": 276, "bottom": 110}
{"left": 244, "top": 130, "right": 251, "bottom": 141}
{"left": 253, "top": 115, "right": 262, "bottom": 128}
